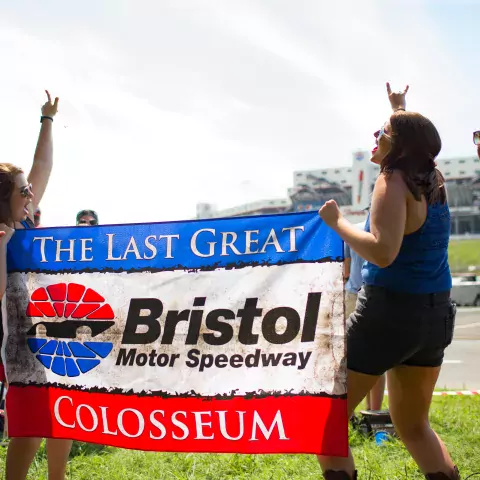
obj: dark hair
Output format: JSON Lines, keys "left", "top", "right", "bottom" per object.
{"left": 76, "top": 209, "right": 98, "bottom": 225}
{"left": 380, "top": 111, "right": 446, "bottom": 205}
{"left": 0, "top": 163, "right": 24, "bottom": 224}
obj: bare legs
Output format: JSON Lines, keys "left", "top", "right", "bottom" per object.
{"left": 46, "top": 439, "right": 73, "bottom": 480}
{"left": 6, "top": 437, "right": 72, "bottom": 480}
{"left": 6, "top": 437, "right": 42, "bottom": 480}
{"left": 318, "top": 369, "right": 380, "bottom": 477}
{"left": 387, "top": 366, "right": 456, "bottom": 476}
{"left": 365, "top": 374, "right": 386, "bottom": 411}
{"left": 318, "top": 366, "right": 457, "bottom": 478}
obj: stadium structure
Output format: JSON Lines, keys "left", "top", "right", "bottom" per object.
{"left": 196, "top": 152, "right": 480, "bottom": 234}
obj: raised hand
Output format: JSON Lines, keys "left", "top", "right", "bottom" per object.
{"left": 386, "top": 82, "right": 409, "bottom": 111}
{"left": 41, "top": 90, "right": 59, "bottom": 118}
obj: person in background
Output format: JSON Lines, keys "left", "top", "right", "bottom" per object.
{"left": 76, "top": 209, "right": 98, "bottom": 226}
{"left": 33, "top": 207, "right": 41, "bottom": 227}
{"left": 318, "top": 83, "right": 459, "bottom": 479}
{"left": 344, "top": 221, "right": 386, "bottom": 412}
{"left": 343, "top": 221, "right": 366, "bottom": 318}
{"left": 3, "top": 91, "right": 73, "bottom": 480}
{"left": 474, "top": 130, "right": 480, "bottom": 158}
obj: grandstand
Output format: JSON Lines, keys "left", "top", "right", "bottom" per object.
{"left": 196, "top": 153, "right": 480, "bottom": 233}
{"left": 196, "top": 198, "right": 292, "bottom": 219}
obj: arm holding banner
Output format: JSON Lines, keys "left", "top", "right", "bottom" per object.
{"left": 0, "top": 225, "right": 14, "bottom": 297}
{"left": 319, "top": 171, "right": 407, "bottom": 268}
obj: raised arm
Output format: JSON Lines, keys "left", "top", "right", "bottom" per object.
{"left": 27, "top": 90, "right": 59, "bottom": 213}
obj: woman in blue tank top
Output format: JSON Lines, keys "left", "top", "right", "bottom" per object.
{"left": 317, "top": 84, "right": 459, "bottom": 480}
{"left": 0, "top": 91, "right": 73, "bottom": 480}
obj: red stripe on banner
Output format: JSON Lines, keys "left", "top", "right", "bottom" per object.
{"left": 6, "top": 386, "right": 348, "bottom": 456}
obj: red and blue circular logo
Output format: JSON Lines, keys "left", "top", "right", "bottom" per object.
{"left": 26, "top": 283, "right": 115, "bottom": 378}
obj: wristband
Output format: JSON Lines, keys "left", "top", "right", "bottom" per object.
{"left": 40, "top": 116, "right": 54, "bottom": 123}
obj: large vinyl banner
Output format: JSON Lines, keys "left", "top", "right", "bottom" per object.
{"left": 2, "top": 212, "right": 347, "bottom": 456}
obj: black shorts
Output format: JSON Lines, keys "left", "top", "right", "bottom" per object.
{"left": 347, "top": 285, "right": 456, "bottom": 376}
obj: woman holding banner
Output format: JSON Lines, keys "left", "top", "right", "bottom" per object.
{"left": 318, "top": 84, "right": 459, "bottom": 480}
{"left": 0, "top": 91, "right": 73, "bottom": 480}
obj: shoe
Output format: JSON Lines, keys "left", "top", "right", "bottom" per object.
{"left": 323, "top": 470, "right": 357, "bottom": 480}
{"left": 425, "top": 466, "right": 460, "bottom": 479}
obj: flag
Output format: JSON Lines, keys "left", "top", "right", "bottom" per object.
{"left": 2, "top": 212, "right": 347, "bottom": 456}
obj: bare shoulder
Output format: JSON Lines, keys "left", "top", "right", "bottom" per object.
{"left": 374, "top": 170, "right": 408, "bottom": 195}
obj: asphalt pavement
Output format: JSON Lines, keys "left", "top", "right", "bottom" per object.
{"left": 436, "top": 307, "right": 480, "bottom": 390}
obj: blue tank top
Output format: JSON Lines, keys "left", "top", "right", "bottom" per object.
{"left": 361, "top": 203, "right": 452, "bottom": 294}
{"left": 20, "top": 218, "right": 34, "bottom": 229}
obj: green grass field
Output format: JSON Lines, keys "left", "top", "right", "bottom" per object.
{"left": 0, "top": 239, "right": 478, "bottom": 478}
{"left": 449, "top": 239, "right": 480, "bottom": 273}
{"left": 0, "top": 397, "right": 478, "bottom": 479}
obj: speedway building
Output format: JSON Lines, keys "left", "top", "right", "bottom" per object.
{"left": 196, "top": 152, "right": 480, "bottom": 235}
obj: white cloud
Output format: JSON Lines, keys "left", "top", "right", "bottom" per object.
{"left": 0, "top": 1, "right": 478, "bottom": 226}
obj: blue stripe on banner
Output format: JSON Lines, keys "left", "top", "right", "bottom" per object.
{"left": 7, "top": 212, "right": 342, "bottom": 273}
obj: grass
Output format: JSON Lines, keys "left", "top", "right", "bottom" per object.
{"left": 0, "top": 397, "right": 478, "bottom": 479}
{"left": 449, "top": 239, "right": 480, "bottom": 273}
{"left": 0, "top": 238, "right": 477, "bottom": 478}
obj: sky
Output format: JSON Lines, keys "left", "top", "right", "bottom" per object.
{"left": 0, "top": 0, "right": 479, "bottom": 226}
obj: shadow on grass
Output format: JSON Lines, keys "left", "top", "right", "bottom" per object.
{"left": 70, "top": 441, "right": 114, "bottom": 458}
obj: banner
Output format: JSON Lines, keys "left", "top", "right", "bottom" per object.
{"left": 2, "top": 212, "right": 347, "bottom": 456}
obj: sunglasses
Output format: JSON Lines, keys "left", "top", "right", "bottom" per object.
{"left": 376, "top": 125, "right": 391, "bottom": 142}
{"left": 474, "top": 131, "right": 480, "bottom": 146}
{"left": 78, "top": 219, "right": 98, "bottom": 226}
{"left": 20, "top": 183, "right": 33, "bottom": 198}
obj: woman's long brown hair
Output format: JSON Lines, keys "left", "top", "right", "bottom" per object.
{"left": 0, "top": 163, "right": 24, "bottom": 224}
{"left": 380, "top": 111, "right": 447, "bottom": 205}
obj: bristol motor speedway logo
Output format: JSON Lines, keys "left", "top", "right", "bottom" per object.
{"left": 26, "top": 283, "right": 115, "bottom": 377}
